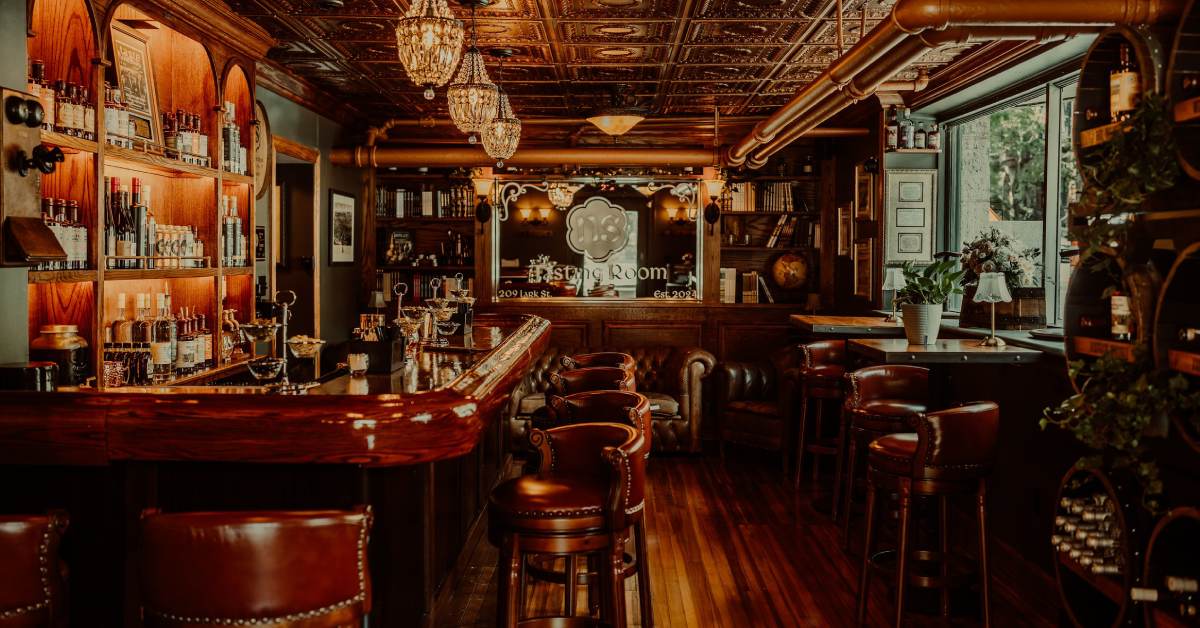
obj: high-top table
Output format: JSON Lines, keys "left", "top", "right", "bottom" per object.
{"left": 0, "top": 313, "right": 550, "bottom": 628}
{"left": 847, "top": 338, "right": 1043, "bottom": 364}
{"left": 790, "top": 314, "right": 904, "bottom": 337}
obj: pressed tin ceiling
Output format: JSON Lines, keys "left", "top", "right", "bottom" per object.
{"left": 226, "top": 0, "right": 994, "bottom": 145}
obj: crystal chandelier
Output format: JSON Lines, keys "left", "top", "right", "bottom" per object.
{"left": 447, "top": 2, "right": 497, "bottom": 144}
{"left": 546, "top": 182, "right": 576, "bottom": 209}
{"left": 481, "top": 50, "right": 521, "bottom": 167}
{"left": 395, "top": 0, "right": 464, "bottom": 100}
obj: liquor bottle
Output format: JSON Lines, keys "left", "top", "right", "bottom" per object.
{"left": 143, "top": 184, "right": 156, "bottom": 270}
{"left": 914, "top": 123, "right": 927, "bottom": 149}
{"left": 802, "top": 155, "right": 814, "bottom": 174}
{"left": 163, "top": 112, "right": 178, "bottom": 154}
{"left": 151, "top": 294, "right": 175, "bottom": 383}
{"left": 885, "top": 106, "right": 898, "bottom": 151}
{"left": 898, "top": 109, "right": 913, "bottom": 149}
{"left": 174, "top": 307, "right": 193, "bottom": 377}
{"left": 81, "top": 88, "right": 95, "bottom": 141}
{"left": 68, "top": 200, "right": 84, "bottom": 269}
{"left": 132, "top": 293, "right": 152, "bottom": 343}
{"left": 69, "top": 84, "right": 83, "bottom": 136}
{"left": 1111, "top": 290, "right": 1133, "bottom": 341}
{"left": 196, "top": 311, "right": 212, "bottom": 369}
{"left": 113, "top": 293, "right": 134, "bottom": 343}
{"left": 53, "top": 81, "right": 70, "bottom": 134}
{"left": 32, "top": 62, "right": 55, "bottom": 132}
{"left": 927, "top": 123, "right": 940, "bottom": 150}
{"left": 1110, "top": 44, "right": 1140, "bottom": 123}
{"left": 26, "top": 60, "right": 42, "bottom": 111}
{"left": 131, "top": 178, "right": 146, "bottom": 269}
{"left": 52, "top": 199, "right": 67, "bottom": 270}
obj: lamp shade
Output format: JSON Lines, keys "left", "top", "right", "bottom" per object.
{"left": 370, "top": 290, "right": 387, "bottom": 309}
{"left": 881, "top": 267, "right": 906, "bottom": 291}
{"left": 472, "top": 172, "right": 494, "bottom": 197}
{"left": 586, "top": 113, "right": 644, "bottom": 136}
{"left": 703, "top": 178, "right": 724, "bottom": 198}
{"left": 973, "top": 272, "right": 1012, "bottom": 303}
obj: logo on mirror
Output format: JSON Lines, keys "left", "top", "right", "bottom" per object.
{"left": 565, "top": 196, "right": 630, "bottom": 262}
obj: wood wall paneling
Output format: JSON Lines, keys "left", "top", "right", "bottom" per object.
{"left": 602, "top": 321, "right": 704, "bottom": 349}
{"left": 546, "top": 320, "right": 588, "bottom": 347}
{"left": 29, "top": 0, "right": 97, "bottom": 93}
{"left": 28, "top": 281, "right": 96, "bottom": 354}
{"left": 718, "top": 323, "right": 793, "bottom": 363}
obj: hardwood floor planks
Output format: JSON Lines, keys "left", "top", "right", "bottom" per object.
{"left": 443, "top": 452, "right": 1060, "bottom": 627}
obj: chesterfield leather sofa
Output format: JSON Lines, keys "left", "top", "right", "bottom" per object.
{"left": 507, "top": 346, "right": 716, "bottom": 453}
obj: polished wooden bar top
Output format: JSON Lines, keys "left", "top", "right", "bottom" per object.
{"left": 790, "top": 314, "right": 904, "bottom": 336}
{"left": 848, "top": 338, "right": 1042, "bottom": 364}
{"left": 0, "top": 314, "right": 549, "bottom": 467}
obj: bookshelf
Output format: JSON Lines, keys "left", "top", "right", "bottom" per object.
{"left": 21, "top": 0, "right": 259, "bottom": 387}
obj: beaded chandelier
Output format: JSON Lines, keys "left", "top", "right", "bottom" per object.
{"left": 395, "top": 0, "right": 464, "bottom": 100}
{"left": 447, "top": 3, "right": 497, "bottom": 144}
{"left": 546, "top": 182, "right": 577, "bottom": 209}
{"left": 482, "top": 90, "right": 521, "bottom": 167}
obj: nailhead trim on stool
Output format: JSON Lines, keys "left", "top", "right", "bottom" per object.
{"left": 143, "top": 509, "right": 371, "bottom": 626}
{"left": 0, "top": 523, "right": 55, "bottom": 620}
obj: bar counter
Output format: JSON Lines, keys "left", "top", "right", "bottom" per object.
{"left": 0, "top": 313, "right": 550, "bottom": 627}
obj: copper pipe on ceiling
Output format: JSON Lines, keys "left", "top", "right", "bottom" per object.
{"left": 724, "top": 0, "right": 1184, "bottom": 167}
{"left": 743, "top": 25, "right": 1092, "bottom": 168}
{"left": 876, "top": 68, "right": 931, "bottom": 94}
{"left": 363, "top": 115, "right": 772, "bottom": 146}
{"left": 332, "top": 146, "right": 721, "bottom": 168}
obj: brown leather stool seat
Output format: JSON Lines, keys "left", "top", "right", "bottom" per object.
{"left": 561, "top": 352, "right": 637, "bottom": 375}
{"left": 139, "top": 507, "right": 372, "bottom": 627}
{"left": 489, "top": 423, "right": 649, "bottom": 628}
{"left": 794, "top": 340, "right": 847, "bottom": 488}
{"left": 837, "top": 365, "right": 929, "bottom": 547}
{"left": 0, "top": 512, "right": 69, "bottom": 628}
{"left": 857, "top": 402, "right": 1000, "bottom": 628}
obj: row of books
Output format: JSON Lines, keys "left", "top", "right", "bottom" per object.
{"left": 719, "top": 269, "right": 775, "bottom": 304}
{"left": 373, "top": 184, "right": 474, "bottom": 219}
{"left": 377, "top": 271, "right": 474, "bottom": 303}
{"left": 725, "top": 182, "right": 815, "bottom": 213}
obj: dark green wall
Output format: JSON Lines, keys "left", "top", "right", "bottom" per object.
{"left": 254, "top": 87, "right": 361, "bottom": 345}
{"left": 0, "top": 0, "right": 30, "bottom": 363}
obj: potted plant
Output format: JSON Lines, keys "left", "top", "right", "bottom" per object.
{"left": 895, "top": 259, "right": 964, "bottom": 345}
{"left": 959, "top": 228, "right": 1044, "bottom": 330}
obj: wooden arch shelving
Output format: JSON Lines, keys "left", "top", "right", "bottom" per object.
{"left": 1152, "top": 240, "right": 1200, "bottom": 453}
{"left": 23, "top": 0, "right": 262, "bottom": 388}
{"left": 1168, "top": 0, "right": 1200, "bottom": 181}
{"left": 1053, "top": 467, "right": 1149, "bottom": 628}
{"left": 1141, "top": 507, "right": 1200, "bottom": 626}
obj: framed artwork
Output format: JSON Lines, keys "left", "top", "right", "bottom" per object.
{"left": 884, "top": 169, "right": 936, "bottom": 263}
{"left": 110, "top": 22, "right": 160, "bottom": 144}
{"left": 836, "top": 205, "right": 852, "bottom": 256}
{"left": 329, "top": 189, "right": 356, "bottom": 266}
{"left": 254, "top": 226, "right": 266, "bottom": 261}
{"left": 253, "top": 100, "right": 273, "bottom": 200}
{"left": 853, "top": 242, "right": 872, "bottom": 299}
{"left": 383, "top": 229, "right": 414, "bottom": 264}
{"left": 854, "top": 165, "right": 874, "bottom": 219}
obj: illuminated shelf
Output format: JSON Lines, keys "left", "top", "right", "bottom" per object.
{"left": 105, "top": 144, "right": 218, "bottom": 178}
{"left": 1079, "top": 122, "right": 1123, "bottom": 149}
{"left": 376, "top": 216, "right": 475, "bottom": 223}
{"left": 1174, "top": 95, "right": 1200, "bottom": 123}
{"left": 41, "top": 131, "right": 98, "bottom": 154}
{"left": 105, "top": 267, "right": 217, "bottom": 280}
{"left": 220, "top": 266, "right": 254, "bottom": 276}
{"left": 28, "top": 269, "right": 99, "bottom": 284}
{"left": 221, "top": 171, "right": 253, "bottom": 185}
{"left": 886, "top": 147, "right": 941, "bottom": 154}
{"left": 1073, "top": 336, "right": 1137, "bottom": 362}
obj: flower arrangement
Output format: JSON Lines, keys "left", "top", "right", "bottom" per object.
{"left": 960, "top": 227, "right": 1041, "bottom": 287}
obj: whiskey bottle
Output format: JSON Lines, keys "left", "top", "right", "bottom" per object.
{"left": 68, "top": 200, "right": 84, "bottom": 269}
{"left": 81, "top": 88, "right": 95, "bottom": 141}
{"left": 68, "top": 83, "right": 83, "bottom": 136}
{"left": 1110, "top": 44, "right": 1140, "bottom": 122}
{"left": 196, "top": 311, "right": 212, "bottom": 369}
{"left": 53, "top": 81, "right": 69, "bottom": 134}
{"left": 914, "top": 123, "right": 927, "bottom": 149}
{"left": 132, "top": 293, "right": 152, "bottom": 344}
{"left": 32, "top": 62, "right": 55, "bottom": 132}
{"left": 899, "top": 109, "right": 913, "bottom": 149}
{"left": 885, "top": 106, "right": 898, "bottom": 151}
{"left": 26, "top": 60, "right": 42, "bottom": 116}
{"left": 1111, "top": 290, "right": 1133, "bottom": 341}
{"left": 151, "top": 294, "right": 175, "bottom": 384}
{"left": 927, "top": 123, "right": 940, "bottom": 150}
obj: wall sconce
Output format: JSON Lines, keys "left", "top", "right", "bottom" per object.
{"left": 665, "top": 206, "right": 689, "bottom": 226}
{"left": 702, "top": 178, "right": 724, "bottom": 235}
{"left": 520, "top": 206, "right": 551, "bottom": 226}
{"left": 472, "top": 170, "right": 494, "bottom": 234}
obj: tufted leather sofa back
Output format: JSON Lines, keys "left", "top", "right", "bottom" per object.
{"left": 523, "top": 347, "right": 678, "bottom": 396}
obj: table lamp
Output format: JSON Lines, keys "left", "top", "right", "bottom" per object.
{"left": 974, "top": 272, "right": 1012, "bottom": 347}
{"left": 881, "top": 267, "right": 906, "bottom": 322}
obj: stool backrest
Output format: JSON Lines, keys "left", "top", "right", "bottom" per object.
{"left": 605, "top": 428, "right": 648, "bottom": 530}
{"left": 139, "top": 507, "right": 372, "bottom": 627}
{"left": 561, "top": 352, "right": 636, "bottom": 375}
{"left": 912, "top": 401, "right": 1000, "bottom": 481}
{"left": 800, "top": 339, "right": 846, "bottom": 368}
{"left": 546, "top": 390, "right": 651, "bottom": 453}
{"left": 530, "top": 422, "right": 635, "bottom": 478}
{"left": 0, "top": 512, "right": 68, "bottom": 625}
{"left": 845, "top": 364, "right": 930, "bottom": 408}
{"left": 550, "top": 366, "right": 636, "bottom": 395}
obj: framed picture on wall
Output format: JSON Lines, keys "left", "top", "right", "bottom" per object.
{"left": 837, "top": 205, "right": 852, "bottom": 256}
{"left": 255, "top": 226, "right": 266, "bottom": 261}
{"left": 329, "top": 189, "right": 356, "bottom": 266}
{"left": 884, "top": 169, "right": 937, "bottom": 263}
{"left": 110, "top": 22, "right": 161, "bottom": 144}
{"left": 853, "top": 242, "right": 872, "bottom": 299}
{"left": 854, "top": 165, "right": 874, "bottom": 219}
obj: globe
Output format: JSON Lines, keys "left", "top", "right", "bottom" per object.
{"left": 771, "top": 253, "right": 808, "bottom": 290}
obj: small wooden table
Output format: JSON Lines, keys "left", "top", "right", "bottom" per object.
{"left": 848, "top": 338, "right": 1042, "bottom": 364}
{"left": 790, "top": 315, "right": 904, "bottom": 337}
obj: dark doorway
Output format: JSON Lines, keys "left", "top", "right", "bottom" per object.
{"left": 275, "top": 162, "right": 316, "bottom": 338}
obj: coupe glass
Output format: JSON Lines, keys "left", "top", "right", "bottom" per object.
{"left": 246, "top": 357, "right": 285, "bottom": 381}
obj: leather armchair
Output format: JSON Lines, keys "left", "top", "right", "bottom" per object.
{"left": 509, "top": 346, "right": 715, "bottom": 453}
{"left": 0, "top": 512, "right": 69, "bottom": 628}
{"left": 716, "top": 345, "right": 803, "bottom": 461}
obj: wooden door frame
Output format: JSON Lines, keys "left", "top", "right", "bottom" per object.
{"left": 271, "top": 135, "right": 321, "bottom": 340}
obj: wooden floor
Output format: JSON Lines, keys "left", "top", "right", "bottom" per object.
{"left": 442, "top": 450, "right": 1062, "bottom": 627}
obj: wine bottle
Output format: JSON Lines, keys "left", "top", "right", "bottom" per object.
{"left": 151, "top": 294, "right": 174, "bottom": 384}
{"left": 1111, "top": 291, "right": 1133, "bottom": 341}
{"left": 1110, "top": 44, "right": 1140, "bottom": 122}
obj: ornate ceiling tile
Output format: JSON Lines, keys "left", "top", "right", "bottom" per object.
{"left": 761, "top": 80, "right": 806, "bottom": 95}
{"left": 686, "top": 21, "right": 807, "bottom": 45}
{"left": 694, "top": 0, "right": 826, "bottom": 19}
{"left": 476, "top": 0, "right": 541, "bottom": 19}
{"left": 789, "top": 45, "right": 840, "bottom": 66}
{"left": 670, "top": 81, "right": 757, "bottom": 95}
{"left": 560, "top": 21, "right": 674, "bottom": 43}
{"left": 492, "top": 64, "right": 560, "bottom": 82}
{"left": 681, "top": 45, "right": 782, "bottom": 65}
{"left": 776, "top": 64, "right": 823, "bottom": 81}
{"left": 568, "top": 65, "right": 661, "bottom": 81}
{"left": 569, "top": 45, "right": 668, "bottom": 64}
{"left": 808, "top": 18, "right": 883, "bottom": 47}
{"left": 556, "top": 0, "right": 680, "bottom": 19}
{"left": 472, "top": 20, "right": 546, "bottom": 43}
{"left": 674, "top": 64, "right": 768, "bottom": 81}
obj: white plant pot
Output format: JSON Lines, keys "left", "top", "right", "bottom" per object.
{"left": 901, "top": 303, "right": 943, "bottom": 345}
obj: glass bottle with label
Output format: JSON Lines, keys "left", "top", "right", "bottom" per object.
{"left": 1110, "top": 290, "right": 1133, "bottom": 341}
{"left": 53, "top": 81, "right": 69, "bottom": 134}
{"left": 885, "top": 106, "right": 898, "bottom": 151}
{"left": 899, "top": 108, "right": 914, "bottom": 149}
{"left": 927, "top": 122, "right": 940, "bottom": 150}
{"left": 914, "top": 123, "right": 927, "bottom": 149}
{"left": 81, "top": 88, "right": 95, "bottom": 140}
{"left": 151, "top": 294, "right": 175, "bottom": 383}
{"left": 1110, "top": 44, "right": 1140, "bottom": 123}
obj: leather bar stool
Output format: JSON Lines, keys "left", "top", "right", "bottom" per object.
{"left": 546, "top": 390, "right": 652, "bottom": 455}
{"left": 561, "top": 352, "right": 637, "bottom": 375}
{"left": 549, "top": 366, "right": 637, "bottom": 395}
{"left": 0, "top": 512, "right": 69, "bottom": 628}
{"left": 489, "top": 422, "right": 648, "bottom": 628}
{"left": 837, "top": 364, "right": 929, "bottom": 549}
{"left": 856, "top": 402, "right": 999, "bottom": 628}
{"left": 139, "top": 507, "right": 372, "bottom": 627}
{"left": 794, "top": 340, "right": 847, "bottom": 488}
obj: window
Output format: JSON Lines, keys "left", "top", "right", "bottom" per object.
{"left": 945, "top": 75, "right": 1080, "bottom": 325}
